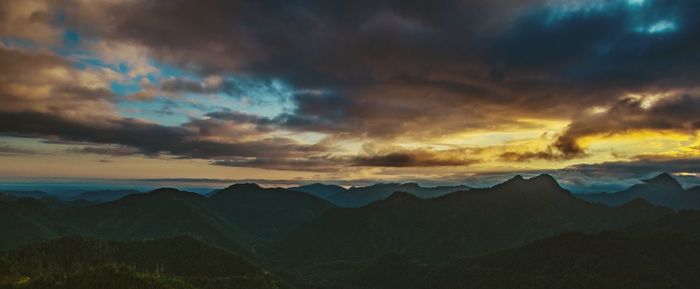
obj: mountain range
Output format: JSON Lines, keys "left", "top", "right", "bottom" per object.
{"left": 578, "top": 173, "right": 700, "bottom": 209}
{"left": 290, "top": 183, "right": 470, "bottom": 207}
{"left": 266, "top": 175, "right": 670, "bottom": 271}
{"left": 2, "top": 173, "right": 700, "bottom": 289}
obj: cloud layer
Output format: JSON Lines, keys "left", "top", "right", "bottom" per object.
{"left": 1, "top": 0, "right": 700, "bottom": 180}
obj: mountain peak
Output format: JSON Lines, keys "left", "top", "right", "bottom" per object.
{"left": 226, "top": 183, "right": 262, "bottom": 190}
{"left": 149, "top": 188, "right": 183, "bottom": 194}
{"left": 399, "top": 182, "right": 421, "bottom": 189}
{"left": 383, "top": 191, "right": 421, "bottom": 203}
{"left": 530, "top": 174, "right": 560, "bottom": 186}
{"left": 505, "top": 175, "right": 525, "bottom": 183}
{"left": 306, "top": 183, "right": 327, "bottom": 187}
{"left": 134, "top": 188, "right": 202, "bottom": 200}
{"left": 210, "top": 183, "right": 263, "bottom": 198}
{"left": 619, "top": 197, "right": 656, "bottom": 209}
{"left": 643, "top": 173, "right": 682, "bottom": 190}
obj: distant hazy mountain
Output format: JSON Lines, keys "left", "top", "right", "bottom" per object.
{"left": 210, "top": 183, "right": 333, "bottom": 241}
{"left": 0, "top": 190, "right": 51, "bottom": 199}
{"left": 297, "top": 182, "right": 470, "bottom": 207}
{"left": 289, "top": 183, "right": 347, "bottom": 200}
{"left": 268, "top": 174, "right": 671, "bottom": 268}
{"left": 0, "top": 236, "right": 294, "bottom": 289}
{"left": 74, "top": 189, "right": 141, "bottom": 202}
{"left": 578, "top": 173, "right": 700, "bottom": 209}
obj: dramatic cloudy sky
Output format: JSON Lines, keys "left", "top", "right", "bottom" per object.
{"left": 2, "top": 0, "right": 700, "bottom": 190}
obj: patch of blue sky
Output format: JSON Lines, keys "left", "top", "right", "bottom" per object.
{"left": 110, "top": 81, "right": 143, "bottom": 97}
{"left": 220, "top": 77, "right": 297, "bottom": 118}
{"left": 62, "top": 29, "right": 80, "bottom": 47}
{"left": 118, "top": 98, "right": 192, "bottom": 126}
{"left": 153, "top": 61, "right": 199, "bottom": 79}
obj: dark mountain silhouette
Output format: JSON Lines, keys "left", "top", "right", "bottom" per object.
{"left": 0, "top": 190, "right": 51, "bottom": 199}
{"left": 0, "top": 236, "right": 294, "bottom": 289}
{"left": 626, "top": 209, "right": 700, "bottom": 239}
{"left": 578, "top": 173, "right": 700, "bottom": 209}
{"left": 421, "top": 232, "right": 700, "bottom": 289}
{"left": 75, "top": 189, "right": 141, "bottom": 202}
{"left": 0, "top": 184, "right": 335, "bottom": 255}
{"left": 267, "top": 174, "right": 671, "bottom": 270}
{"left": 61, "top": 188, "right": 258, "bottom": 255}
{"left": 209, "top": 183, "right": 334, "bottom": 242}
{"left": 289, "top": 183, "right": 347, "bottom": 200}
{"left": 687, "top": 185, "right": 700, "bottom": 194}
{"left": 0, "top": 196, "right": 58, "bottom": 249}
{"left": 320, "top": 182, "right": 470, "bottom": 207}
{"left": 2, "top": 174, "right": 699, "bottom": 289}
{"left": 348, "top": 253, "right": 430, "bottom": 289}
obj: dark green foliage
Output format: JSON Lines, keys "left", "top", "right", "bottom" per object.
{"left": 0, "top": 185, "right": 333, "bottom": 255}
{"left": 349, "top": 254, "right": 429, "bottom": 289}
{"left": 0, "top": 197, "right": 58, "bottom": 249}
{"left": 422, "top": 232, "right": 700, "bottom": 289}
{"left": 11, "top": 264, "right": 196, "bottom": 289}
{"left": 626, "top": 210, "right": 700, "bottom": 239}
{"left": 0, "top": 236, "right": 294, "bottom": 289}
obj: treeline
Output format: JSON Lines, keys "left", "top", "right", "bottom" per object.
{"left": 0, "top": 236, "right": 293, "bottom": 289}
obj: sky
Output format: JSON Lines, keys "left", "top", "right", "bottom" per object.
{"left": 1, "top": 0, "right": 700, "bottom": 192}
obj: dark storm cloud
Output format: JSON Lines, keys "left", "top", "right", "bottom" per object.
{"left": 486, "top": 0, "right": 700, "bottom": 109}
{"left": 69, "top": 146, "right": 141, "bottom": 156}
{"left": 495, "top": 93, "right": 700, "bottom": 161}
{"left": 60, "top": 0, "right": 700, "bottom": 142}
{"left": 211, "top": 157, "right": 341, "bottom": 172}
{"left": 160, "top": 78, "right": 220, "bottom": 94}
{"left": 564, "top": 156, "right": 700, "bottom": 178}
{"left": 554, "top": 94, "right": 700, "bottom": 156}
{"left": 352, "top": 151, "right": 477, "bottom": 167}
{"left": 0, "top": 111, "right": 326, "bottom": 161}
{"left": 4, "top": 0, "right": 700, "bottom": 172}
{"left": 60, "top": 0, "right": 541, "bottom": 137}
{"left": 0, "top": 145, "right": 36, "bottom": 156}
{"left": 499, "top": 150, "right": 571, "bottom": 162}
